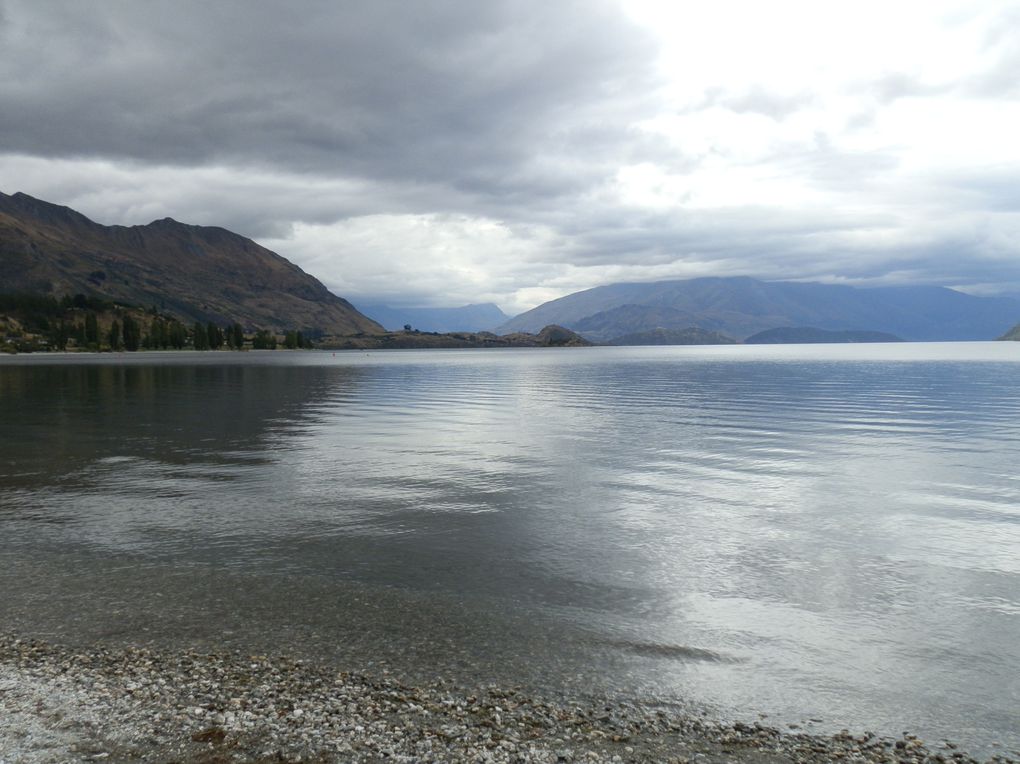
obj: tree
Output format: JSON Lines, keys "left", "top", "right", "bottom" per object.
{"left": 252, "top": 329, "right": 276, "bottom": 349}
{"left": 147, "top": 317, "right": 167, "bottom": 349}
{"left": 231, "top": 323, "right": 244, "bottom": 349}
{"left": 168, "top": 320, "right": 186, "bottom": 349}
{"left": 192, "top": 322, "right": 209, "bottom": 350}
{"left": 207, "top": 322, "right": 223, "bottom": 349}
{"left": 122, "top": 314, "right": 141, "bottom": 351}
{"left": 108, "top": 320, "right": 122, "bottom": 351}
{"left": 284, "top": 330, "right": 299, "bottom": 349}
{"left": 48, "top": 320, "right": 70, "bottom": 350}
{"left": 85, "top": 312, "right": 100, "bottom": 346}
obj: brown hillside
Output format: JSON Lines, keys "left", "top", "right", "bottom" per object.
{"left": 0, "top": 191, "right": 382, "bottom": 335}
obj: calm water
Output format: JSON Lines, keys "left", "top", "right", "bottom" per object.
{"left": 2, "top": 344, "right": 1020, "bottom": 755}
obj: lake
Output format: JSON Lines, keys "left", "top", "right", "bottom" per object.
{"left": 2, "top": 343, "right": 1019, "bottom": 756}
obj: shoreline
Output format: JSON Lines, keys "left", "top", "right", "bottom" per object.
{"left": 0, "top": 635, "right": 1004, "bottom": 764}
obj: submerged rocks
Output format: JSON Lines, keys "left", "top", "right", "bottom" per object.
{"left": 0, "top": 633, "right": 1009, "bottom": 763}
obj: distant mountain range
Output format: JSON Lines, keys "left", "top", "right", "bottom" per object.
{"left": 497, "top": 276, "right": 1020, "bottom": 342}
{"left": 0, "top": 191, "right": 381, "bottom": 335}
{"left": 354, "top": 302, "right": 508, "bottom": 333}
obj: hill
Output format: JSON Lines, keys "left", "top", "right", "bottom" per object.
{"left": 745, "top": 327, "right": 903, "bottom": 344}
{"left": 0, "top": 191, "right": 382, "bottom": 335}
{"left": 354, "top": 302, "right": 508, "bottom": 332}
{"left": 1000, "top": 324, "right": 1020, "bottom": 341}
{"left": 608, "top": 327, "right": 737, "bottom": 346}
{"left": 497, "top": 276, "right": 1020, "bottom": 341}
{"left": 572, "top": 304, "right": 728, "bottom": 343}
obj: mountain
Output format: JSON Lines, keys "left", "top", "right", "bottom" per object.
{"left": 572, "top": 304, "right": 726, "bottom": 343}
{"left": 0, "top": 191, "right": 382, "bottom": 335}
{"left": 608, "top": 327, "right": 737, "bottom": 346}
{"left": 497, "top": 276, "right": 1020, "bottom": 341}
{"left": 745, "top": 327, "right": 903, "bottom": 344}
{"left": 526, "top": 325, "right": 591, "bottom": 347}
{"left": 354, "top": 302, "right": 508, "bottom": 332}
{"left": 1000, "top": 324, "right": 1020, "bottom": 341}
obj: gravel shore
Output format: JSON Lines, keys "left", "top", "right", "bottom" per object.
{"left": 0, "top": 634, "right": 1010, "bottom": 764}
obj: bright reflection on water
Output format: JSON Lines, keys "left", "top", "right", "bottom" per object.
{"left": 2, "top": 344, "right": 1020, "bottom": 755}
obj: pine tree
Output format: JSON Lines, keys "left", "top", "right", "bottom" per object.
{"left": 192, "top": 322, "right": 209, "bottom": 350}
{"left": 85, "top": 312, "right": 99, "bottom": 346}
{"left": 122, "top": 315, "right": 141, "bottom": 351}
{"left": 168, "top": 320, "right": 186, "bottom": 349}
{"left": 108, "top": 320, "right": 122, "bottom": 351}
{"left": 48, "top": 320, "right": 70, "bottom": 350}
{"left": 207, "top": 322, "right": 224, "bottom": 349}
{"left": 149, "top": 317, "right": 166, "bottom": 349}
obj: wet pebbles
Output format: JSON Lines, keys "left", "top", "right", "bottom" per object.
{"left": 0, "top": 634, "right": 1011, "bottom": 764}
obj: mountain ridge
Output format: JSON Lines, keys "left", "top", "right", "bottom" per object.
{"left": 497, "top": 276, "right": 1020, "bottom": 341}
{"left": 0, "top": 191, "right": 382, "bottom": 335}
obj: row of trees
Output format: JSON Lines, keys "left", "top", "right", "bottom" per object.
{"left": 3, "top": 293, "right": 316, "bottom": 352}
{"left": 46, "top": 315, "right": 315, "bottom": 352}
{"left": 187, "top": 321, "right": 246, "bottom": 351}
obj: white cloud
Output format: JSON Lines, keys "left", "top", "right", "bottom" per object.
{"left": 261, "top": 215, "right": 564, "bottom": 316}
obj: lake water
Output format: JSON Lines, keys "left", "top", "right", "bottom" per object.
{"left": 2, "top": 344, "right": 1019, "bottom": 756}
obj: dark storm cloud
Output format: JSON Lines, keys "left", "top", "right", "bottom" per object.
{"left": 0, "top": 0, "right": 658, "bottom": 198}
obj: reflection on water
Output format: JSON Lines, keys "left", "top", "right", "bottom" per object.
{"left": 2, "top": 344, "right": 1020, "bottom": 755}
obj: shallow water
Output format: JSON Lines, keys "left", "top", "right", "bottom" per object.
{"left": 2, "top": 344, "right": 1019, "bottom": 755}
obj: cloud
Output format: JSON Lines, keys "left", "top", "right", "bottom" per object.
{"left": 2, "top": 0, "right": 1020, "bottom": 314}
{"left": 966, "top": 4, "right": 1020, "bottom": 98}
{"left": 0, "top": 1, "right": 658, "bottom": 189}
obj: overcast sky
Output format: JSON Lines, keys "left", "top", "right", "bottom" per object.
{"left": 2, "top": 0, "right": 1019, "bottom": 313}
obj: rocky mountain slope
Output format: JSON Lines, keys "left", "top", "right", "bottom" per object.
{"left": 0, "top": 191, "right": 382, "bottom": 335}
{"left": 498, "top": 276, "right": 1020, "bottom": 342}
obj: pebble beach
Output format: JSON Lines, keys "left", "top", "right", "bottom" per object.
{"left": 1, "top": 634, "right": 1011, "bottom": 764}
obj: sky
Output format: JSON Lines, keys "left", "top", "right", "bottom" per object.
{"left": 2, "top": 0, "right": 1019, "bottom": 314}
